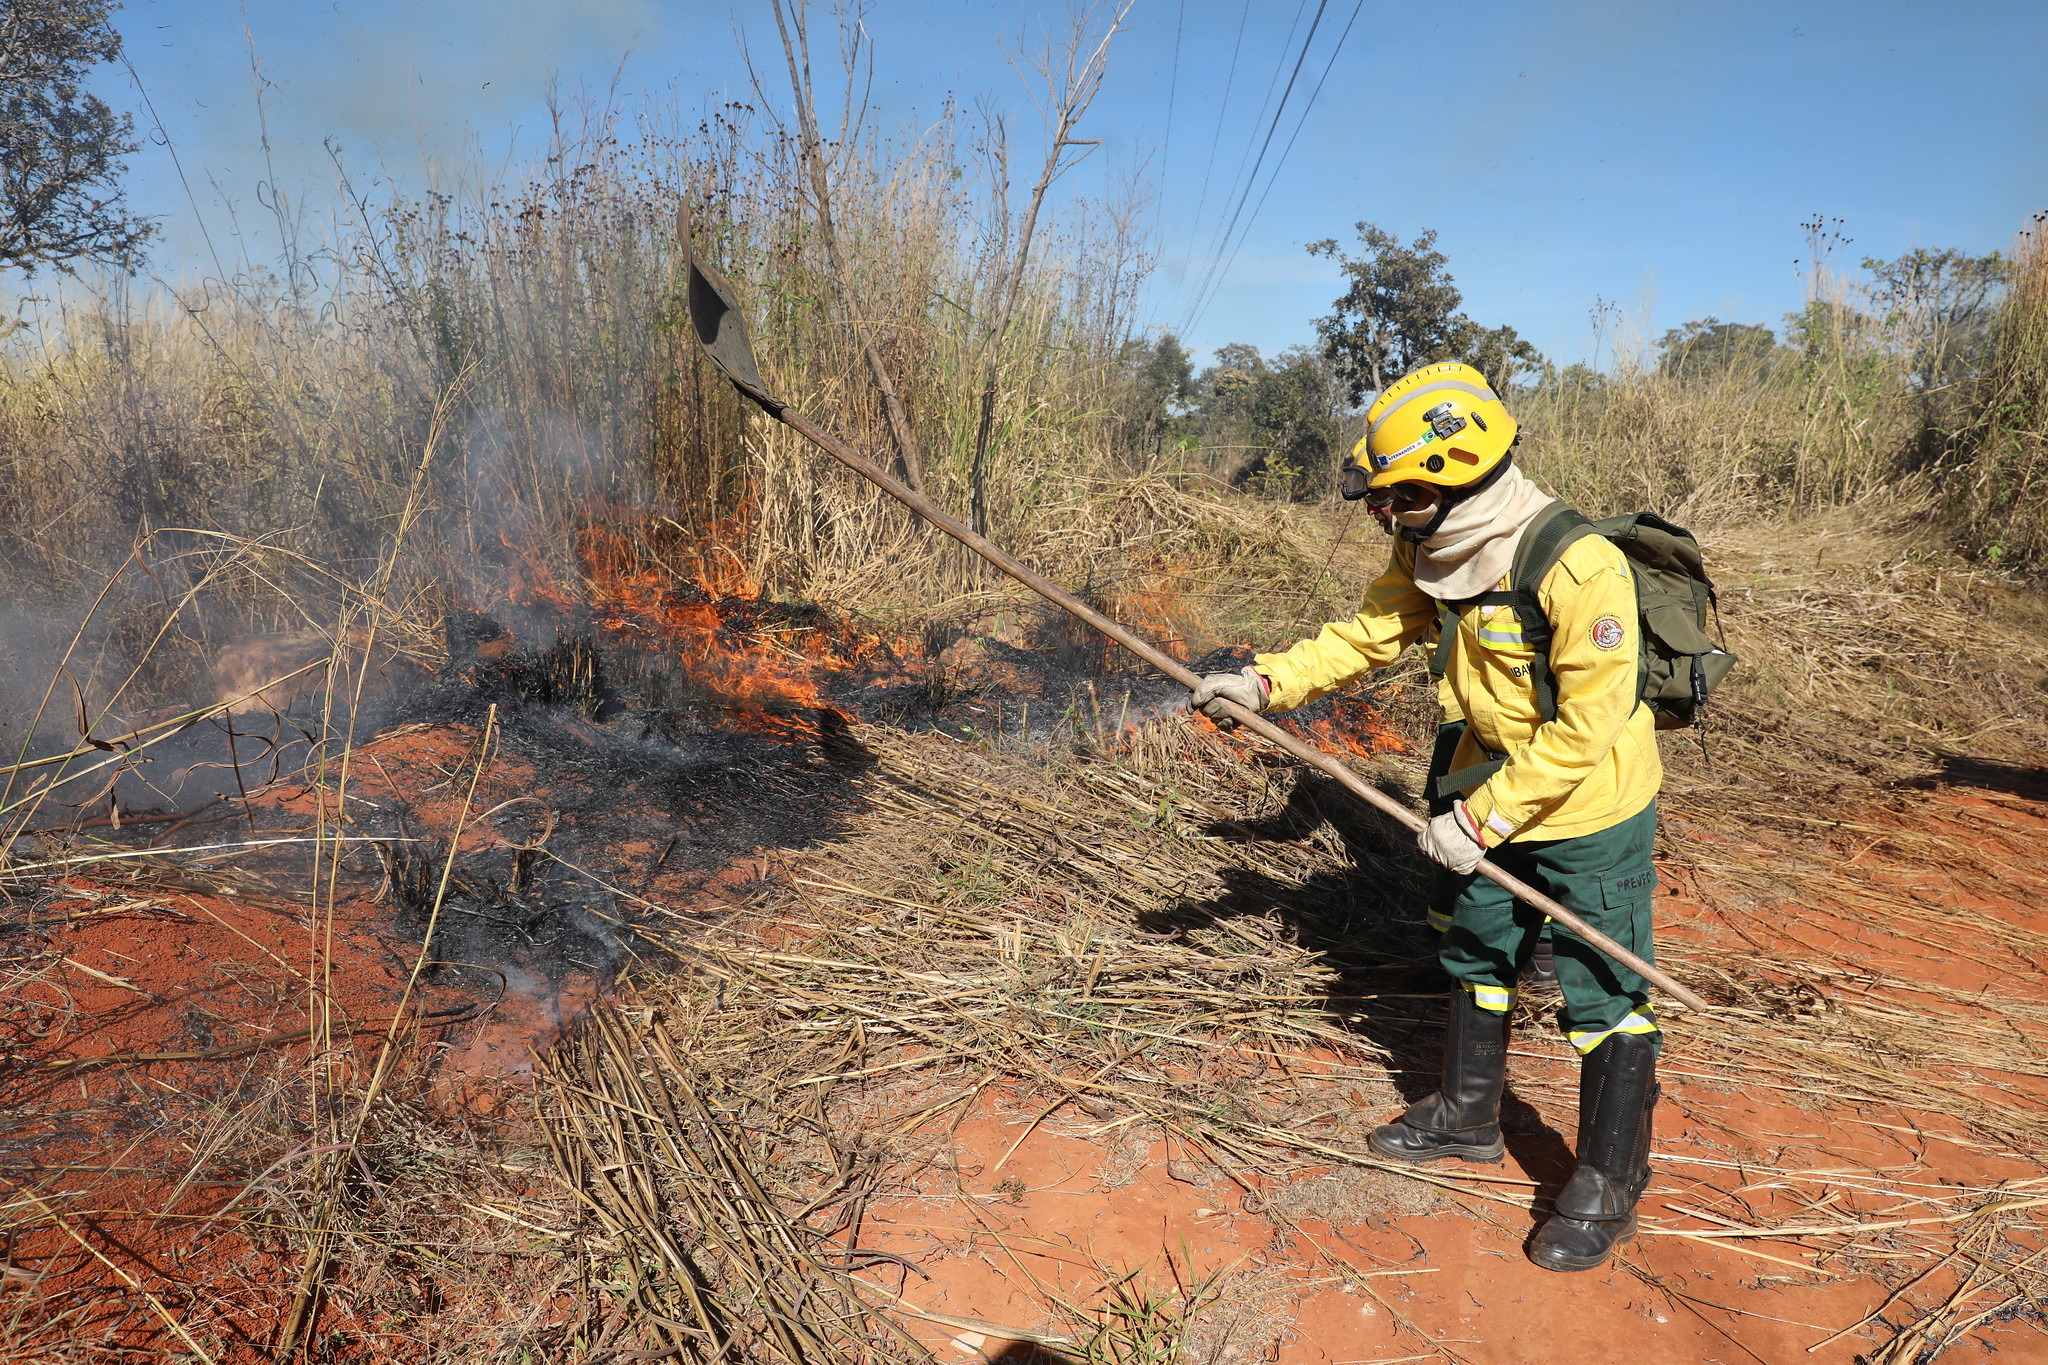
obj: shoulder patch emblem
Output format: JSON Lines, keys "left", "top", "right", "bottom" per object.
{"left": 1590, "top": 615, "right": 1626, "bottom": 650}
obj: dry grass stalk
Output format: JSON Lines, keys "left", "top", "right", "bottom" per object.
{"left": 7, "top": 503, "right": 2047, "bottom": 1360}
{"left": 543, "top": 1006, "right": 937, "bottom": 1363}
{"left": 524, "top": 527, "right": 2048, "bottom": 1352}
{"left": 0, "top": 53, "right": 2040, "bottom": 1361}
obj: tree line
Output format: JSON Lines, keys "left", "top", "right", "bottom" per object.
{"left": 1125, "top": 226, "right": 2011, "bottom": 500}
{"left": 1, "top": 3, "right": 2016, "bottom": 512}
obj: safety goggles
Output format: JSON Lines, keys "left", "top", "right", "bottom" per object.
{"left": 1362, "top": 481, "right": 1437, "bottom": 512}
{"left": 1339, "top": 456, "right": 1437, "bottom": 509}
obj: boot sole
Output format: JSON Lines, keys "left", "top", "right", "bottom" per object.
{"left": 1368, "top": 1132, "right": 1506, "bottom": 1165}
{"left": 1527, "top": 1215, "right": 1638, "bottom": 1273}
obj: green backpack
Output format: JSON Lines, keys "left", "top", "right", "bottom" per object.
{"left": 1428, "top": 503, "right": 1736, "bottom": 795}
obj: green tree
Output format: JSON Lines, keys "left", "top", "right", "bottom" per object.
{"left": 1188, "top": 342, "right": 1344, "bottom": 498}
{"left": 1861, "top": 247, "right": 2009, "bottom": 389}
{"left": 0, "top": 0, "right": 154, "bottom": 275}
{"left": 1656, "top": 318, "right": 1780, "bottom": 379}
{"left": 1309, "top": 222, "right": 1544, "bottom": 402}
{"left": 1784, "top": 298, "right": 1879, "bottom": 360}
{"left": 1540, "top": 361, "right": 1606, "bottom": 395}
{"left": 1117, "top": 331, "right": 1195, "bottom": 467}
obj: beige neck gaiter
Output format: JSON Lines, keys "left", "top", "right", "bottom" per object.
{"left": 1398, "top": 463, "right": 1558, "bottom": 601}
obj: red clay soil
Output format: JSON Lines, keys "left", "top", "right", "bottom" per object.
{"left": 0, "top": 720, "right": 585, "bottom": 1358}
{"left": 857, "top": 784, "right": 2048, "bottom": 1365}
{"left": 861, "top": 1074, "right": 2038, "bottom": 1364}
{"left": 2, "top": 697, "right": 849, "bottom": 1359}
{"left": 6, "top": 740, "right": 2047, "bottom": 1361}
{"left": 1, "top": 885, "right": 497, "bottom": 1353}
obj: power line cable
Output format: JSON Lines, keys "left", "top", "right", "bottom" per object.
{"left": 1160, "top": 0, "right": 1184, "bottom": 172}
{"left": 1185, "top": 0, "right": 1366, "bottom": 335}
{"left": 1186, "top": 0, "right": 1310, "bottom": 287}
{"left": 1148, "top": 0, "right": 1186, "bottom": 292}
{"left": 1182, "top": 1, "right": 1330, "bottom": 329}
{"left": 1183, "top": 0, "right": 1253, "bottom": 278}
{"left": 1178, "top": 0, "right": 1329, "bottom": 334}
{"left": 1174, "top": 0, "right": 1309, "bottom": 330}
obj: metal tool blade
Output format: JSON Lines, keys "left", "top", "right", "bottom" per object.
{"left": 676, "top": 205, "right": 780, "bottom": 412}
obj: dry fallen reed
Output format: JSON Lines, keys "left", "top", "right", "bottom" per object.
{"left": 0, "top": 57, "right": 2043, "bottom": 1362}
{"left": 488, "top": 470, "right": 2048, "bottom": 1360}
{"left": 527, "top": 580, "right": 2048, "bottom": 1360}
{"left": 6, "top": 461, "right": 2048, "bottom": 1363}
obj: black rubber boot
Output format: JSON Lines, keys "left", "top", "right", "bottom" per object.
{"left": 1370, "top": 990, "right": 1508, "bottom": 1164}
{"left": 1528, "top": 1032, "right": 1658, "bottom": 1272}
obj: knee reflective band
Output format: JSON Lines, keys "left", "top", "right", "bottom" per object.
{"left": 1527, "top": 1033, "right": 1659, "bottom": 1272}
{"left": 1566, "top": 1002, "right": 1658, "bottom": 1054}
{"left": 1369, "top": 990, "right": 1508, "bottom": 1165}
{"left": 1463, "top": 980, "right": 1518, "bottom": 1013}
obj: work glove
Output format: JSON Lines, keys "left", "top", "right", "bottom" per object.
{"left": 1188, "top": 665, "right": 1269, "bottom": 728}
{"left": 1418, "top": 800, "right": 1487, "bottom": 876}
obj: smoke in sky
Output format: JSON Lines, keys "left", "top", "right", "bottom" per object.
{"left": 120, "top": 0, "right": 692, "bottom": 247}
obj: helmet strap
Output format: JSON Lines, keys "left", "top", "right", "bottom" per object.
{"left": 1398, "top": 501, "right": 1455, "bottom": 544}
{"left": 1396, "top": 455, "right": 1516, "bottom": 544}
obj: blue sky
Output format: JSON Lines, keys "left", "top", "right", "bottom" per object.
{"left": 99, "top": 0, "right": 2048, "bottom": 368}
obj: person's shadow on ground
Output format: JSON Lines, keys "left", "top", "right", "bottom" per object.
{"left": 1135, "top": 765, "right": 1577, "bottom": 1203}
{"left": 1909, "top": 752, "right": 2048, "bottom": 800}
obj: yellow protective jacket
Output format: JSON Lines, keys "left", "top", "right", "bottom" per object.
{"left": 1255, "top": 534, "right": 1660, "bottom": 845}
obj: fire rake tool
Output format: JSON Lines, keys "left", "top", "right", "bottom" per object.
{"left": 677, "top": 221, "right": 1708, "bottom": 1014}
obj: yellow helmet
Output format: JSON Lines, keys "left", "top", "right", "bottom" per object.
{"left": 1349, "top": 362, "right": 1517, "bottom": 492}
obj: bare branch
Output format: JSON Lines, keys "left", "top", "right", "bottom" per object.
{"left": 968, "top": 1, "right": 1134, "bottom": 535}
{"left": 768, "top": 0, "right": 930, "bottom": 494}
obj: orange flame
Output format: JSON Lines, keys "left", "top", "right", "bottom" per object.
{"left": 484, "top": 507, "right": 1401, "bottom": 759}
{"left": 492, "top": 507, "right": 915, "bottom": 730}
{"left": 1187, "top": 693, "right": 1406, "bottom": 762}
{"left": 1297, "top": 695, "right": 1408, "bottom": 760}
{"left": 1103, "top": 557, "right": 1204, "bottom": 661}
{"left": 1111, "top": 560, "right": 1405, "bottom": 761}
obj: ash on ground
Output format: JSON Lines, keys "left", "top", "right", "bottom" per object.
{"left": 6, "top": 593, "right": 1396, "bottom": 1014}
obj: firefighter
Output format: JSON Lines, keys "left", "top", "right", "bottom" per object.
{"left": 1190, "top": 362, "right": 1662, "bottom": 1273}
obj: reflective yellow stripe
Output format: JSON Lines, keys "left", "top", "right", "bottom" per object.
{"left": 1567, "top": 1006, "right": 1659, "bottom": 1053}
{"left": 1426, "top": 908, "right": 1453, "bottom": 933}
{"left": 1476, "top": 626, "right": 1524, "bottom": 645}
{"left": 1463, "top": 981, "right": 1518, "bottom": 1013}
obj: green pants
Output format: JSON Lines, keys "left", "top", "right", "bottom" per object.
{"left": 1426, "top": 723, "right": 1661, "bottom": 1053}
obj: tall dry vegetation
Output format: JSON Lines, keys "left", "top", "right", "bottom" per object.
{"left": 0, "top": 86, "right": 1348, "bottom": 710}
{"left": 1951, "top": 218, "right": 2048, "bottom": 563}
{"left": 3, "top": 50, "right": 2047, "bottom": 1365}
{"left": 1511, "top": 341, "right": 1902, "bottom": 523}
{"left": 1512, "top": 232, "right": 2045, "bottom": 529}
{"left": 0, "top": 83, "right": 2041, "bottom": 706}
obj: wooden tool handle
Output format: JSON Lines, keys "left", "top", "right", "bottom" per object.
{"left": 767, "top": 401, "right": 1706, "bottom": 1013}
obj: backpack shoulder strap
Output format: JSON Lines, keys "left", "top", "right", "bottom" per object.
{"left": 1424, "top": 503, "right": 1595, "bottom": 799}
{"left": 1427, "top": 599, "right": 1461, "bottom": 678}
{"left": 1425, "top": 501, "right": 1592, "bottom": 688}
{"left": 1507, "top": 502, "right": 1596, "bottom": 724}
{"left": 1512, "top": 502, "right": 1596, "bottom": 598}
